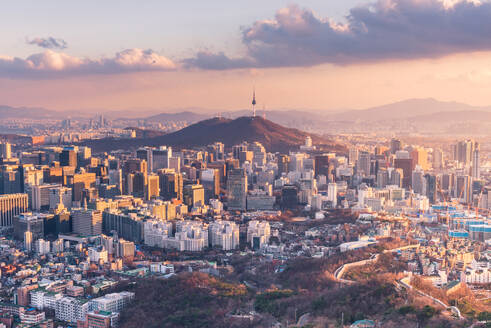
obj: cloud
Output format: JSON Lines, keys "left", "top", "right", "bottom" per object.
{"left": 185, "top": 0, "right": 491, "bottom": 69}
{"left": 0, "top": 48, "right": 176, "bottom": 78}
{"left": 182, "top": 51, "right": 254, "bottom": 70}
{"left": 27, "top": 37, "right": 68, "bottom": 50}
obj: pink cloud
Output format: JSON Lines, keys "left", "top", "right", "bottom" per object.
{"left": 0, "top": 48, "right": 176, "bottom": 78}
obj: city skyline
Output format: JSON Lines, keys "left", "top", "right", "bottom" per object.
{"left": 3, "top": 0, "right": 491, "bottom": 111}
{"left": 0, "top": 2, "right": 490, "bottom": 327}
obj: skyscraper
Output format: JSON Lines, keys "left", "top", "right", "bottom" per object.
{"left": 454, "top": 175, "right": 472, "bottom": 204}
{"left": 60, "top": 148, "right": 77, "bottom": 168}
{"left": 394, "top": 158, "right": 414, "bottom": 189}
{"left": 152, "top": 146, "right": 172, "bottom": 172}
{"left": 327, "top": 183, "right": 338, "bottom": 207}
{"left": 411, "top": 166, "right": 425, "bottom": 195}
{"left": 472, "top": 142, "right": 480, "bottom": 179}
{"left": 226, "top": 168, "right": 247, "bottom": 211}
{"left": 424, "top": 173, "right": 437, "bottom": 204}
{"left": 72, "top": 208, "right": 102, "bottom": 236}
{"left": 356, "top": 152, "right": 371, "bottom": 177}
{"left": 0, "top": 193, "right": 28, "bottom": 227}
{"left": 248, "top": 142, "right": 266, "bottom": 167}
{"left": 277, "top": 155, "right": 290, "bottom": 177}
{"left": 183, "top": 184, "right": 205, "bottom": 209}
{"left": 0, "top": 142, "right": 12, "bottom": 159}
{"left": 200, "top": 168, "right": 220, "bottom": 201}
{"left": 411, "top": 147, "right": 429, "bottom": 170}
{"left": 146, "top": 174, "right": 160, "bottom": 200}
{"left": 136, "top": 147, "right": 153, "bottom": 173}
{"left": 389, "top": 138, "right": 402, "bottom": 154}
{"left": 158, "top": 170, "right": 183, "bottom": 201}
{"left": 454, "top": 140, "right": 474, "bottom": 165}
{"left": 314, "top": 155, "right": 331, "bottom": 178}
{"left": 348, "top": 148, "right": 359, "bottom": 165}
{"left": 433, "top": 148, "right": 443, "bottom": 169}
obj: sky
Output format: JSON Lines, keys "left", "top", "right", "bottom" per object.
{"left": 2, "top": 0, "right": 491, "bottom": 112}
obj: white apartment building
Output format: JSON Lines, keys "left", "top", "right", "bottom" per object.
{"left": 89, "top": 292, "right": 134, "bottom": 313}
{"left": 55, "top": 297, "right": 88, "bottom": 323}
{"left": 208, "top": 220, "right": 239, "bottom": 250}
{"left": 247, "top": 220, "right": 271, "bottom": 249}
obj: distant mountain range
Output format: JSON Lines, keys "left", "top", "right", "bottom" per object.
{"left": 82, "top": 116, "right": 343, "bottom": 153}
{"left": 2, "top": 98, "right": 491, "bottom": 135}
{"left": 324, "top": 98, "right": 491, "bottom": 122}
{"left": 0, "top": 105, "right": 60, "bottom": 119}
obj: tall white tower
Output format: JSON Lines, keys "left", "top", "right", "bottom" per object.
{"left": 252, "top": 89, "right": 256, "bottom": 117}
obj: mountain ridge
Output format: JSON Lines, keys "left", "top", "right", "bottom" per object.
{"left": 81, "top": 116, "right": 343, "bottom": 153}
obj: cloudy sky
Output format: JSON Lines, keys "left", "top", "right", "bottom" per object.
{"left": 2, "top": 0, "right": 491, "bottom": 112}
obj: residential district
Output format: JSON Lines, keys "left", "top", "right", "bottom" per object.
{"left": 0, "top": 133, "right": 489, "bottom": 327}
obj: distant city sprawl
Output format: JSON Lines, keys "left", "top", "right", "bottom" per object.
{"left": 0, "top": 107, "right": 489, "bottom": 327}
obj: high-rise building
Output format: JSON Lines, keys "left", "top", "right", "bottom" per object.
{"left": 424, "top": 173, "right": 437, "bottom": 204}
{"left": 60, "top": 149, "right": 77, "bottom": 168}
{"left": 72, "top": 208, "right": 102, "bottom": 236}
{"left": 394, "top": 158, "right": 414, "bottom": 188}
{"left": 49, "top": 186, "right": 72, "bottom": 210}
{"left": 168, "top": 156, "right": 181, "bottom": 172}
{"left": 0, "top": 142, "right": 12, "bottom": 159}
{"left": 13, "top": 213, "right": 45, "bottom": 240}
{"left": 126, "top": 171, "right": 147, "bottom": 198}
{"left": 146, "top": 174, "right": 160, "bottom": 200}
{"left": 327, "top": 182, "right": 338, "bottom": 207}
{"left": 226, "top": 168, "right": 247, "bottom": 211}
{"left": 136, "top": 148, "right": 153, "bottom": 173}
{"left": 454, "top": 140, "right": 474, "bottom": 165}
{"left": 158, "top": 169, "right": 183, "bottom": 200}
{"left": 200, "top": 168, "right": 220, "bottom": 201}
{"left": 315, "top": 155, "right": 332, "bottom": 178}
{"left": 152, "top": 146, "right": 172, "bottom": 172}
{"left": 277, "top": 155, "right": 290, "bottom": 177}
{"left": 348, "top": 148, "right": 359, "bottom": 166}
{"left": 281, "top": 185, "right": 298, "bottom": 209}
{"left": 32, "top": 184, "right": 61, "bottom": 211}
{"left": 248, "top": 142, "right": 266, "bottom": 167}
{"left": 208, "top": 142, "right": 225, "bottom": 161}
{"left": 247, "top": 220, "right": 270, "bottom": 249}
{"left": 183, "top": 184, "right": 205, "bottom": 209}
{"left": 390, "top": 138, "right": 402, "bottom": 154}
{"left": 122, "top": 159, "right": 147, "bottom": 179}
{"left": 454, "top": 175, "right": 472, "bottom": 204}
{"left": 0, "top": 193, "right": 28, "bottom": 226}
{"left": 356, "top": 152, "right": 371, "bottom": 177}
{"left": 208, "top": 220, "right": 240, "bottom": 250}
{"left": 411, "top": 147, "right": 429, "bottom": 170}
{"left": 411, "top": 166, "right": 425, "bottom": 195}
{"left": 108, "top": 169, "right": 123, "bottom": 193}
{"left": 66, "top": 172, "right": 96, "bottom": 202}
{"left": 376, "top": 168, "right": 389, "bottom": 188}
{"left": 24, "top": 230, "right": 33, "bottom": 252}
{"left": 102, "top": 210, "right": 144, "bottom": 243}
{"left": 472, "top": 142, "right": 480, "bottom": 179}
{"left": 433, "top": 148, "right": 444, "bottom": 169}
{"left": 389, "top": 168, "right": 403, "bottom": 187}
{"left": 0, "top": 165, "right": 23, "bottom": 194}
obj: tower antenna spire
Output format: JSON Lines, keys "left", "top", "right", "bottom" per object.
{"left": 252, "top": 87, "right": 256, "bottom": 117}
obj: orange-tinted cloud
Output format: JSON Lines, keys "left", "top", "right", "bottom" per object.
{"left": 186, "top": 0, "right": 491, "bottom": 69}
{"left": 0, "top": 48, "right": 176, "bottom": 78}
